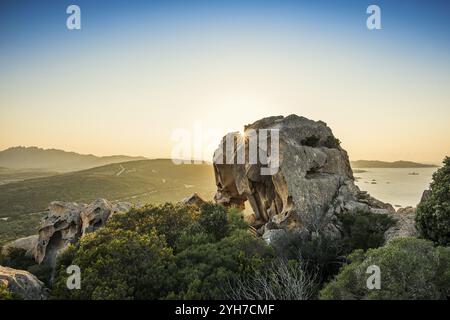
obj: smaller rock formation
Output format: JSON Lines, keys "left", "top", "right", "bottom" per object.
{"left": 180, "top": 193, "right": 206, "bottom": 207}
{"left": 1, "top": 235, "right": 38, "bottom": 258}
{"left": 35, "top": 199, "right": 131, "bottom": 266}
{"left": 0, "top": 265, "right": 48, "bottom": 300}
{"left": 384, "top": 206, "right": 418, "bottom": 242}
{"left": 80, "top": 198, "right": 114, "bottom": 234}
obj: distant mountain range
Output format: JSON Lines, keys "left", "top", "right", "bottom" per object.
{"left": 0, "top": 147, "right": 146, "bottom": 172}
{"left": 351, "top": 160, "right": 437, "bottom": 168}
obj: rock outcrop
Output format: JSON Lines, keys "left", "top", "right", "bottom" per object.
{"left": 35, "top": 199, "right": 131, "bottom": 265}
{"left": 1, "top": 235, "right": 39, "bottom": 258}
{"left": 0, "top": 265, "right": 48, "bottom": 300}
{"left": 213, "top": 115, "right": 394, "bottom": 241}
{"left": 180, "top": 193, "right": 206, "bottom": 207}
{"left": 384, "top": 206, "right": 418, "bottom": 242}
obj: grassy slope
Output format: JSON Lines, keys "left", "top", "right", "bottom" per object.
{"left": 0, "top": 159, "right": 216, "bottom": 245}
{"left": 0, "top": 167, "right": 58, "bottom": 185}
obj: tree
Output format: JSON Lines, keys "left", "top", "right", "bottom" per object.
{"left": 320, "top": 237, "right": 450, "bottom": 300}
{"left": 416, "top": 156, "right": 450, "bottom": 245}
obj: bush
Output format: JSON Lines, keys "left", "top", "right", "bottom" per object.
{"left": 283, "top": 232, "right": 345, "bottom": 285}
{"left": 106, "top": 203, "right": 199, "bottom": 248}
{"left": 338, "top": 210, "right": 395, "bottom": 253}
{"left": 198, "top": 203, "right": 228, "bottom": 241}
{"left": 416, "top": 156, "right": 450, "bottom": 245}
{"left": 280, "top": 210, "right": 394, "bottom": 285}
{"left": 0, "top": 283, "right": 14, "bottom": 300}
{"left": 320, "top": 237, "right": 450, "bottom": 300}
{"left": 51, "top": 228, "right": 175, "bottom": 300}
{"left": 324, "top": 135, "right": 341, "bottom": 148}
{"left": 167, "top": 230, "right": 274, "bottom": 299}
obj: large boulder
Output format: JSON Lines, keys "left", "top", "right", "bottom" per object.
{"left": 1, "top": 235, "right": 39, "bottom": 258}
{"left": 213, "top": 115, "right": 394, "bottom": 240}
{"left": 35, "top": 199, "right": 131, "bottom": 266}
{"left": 0, "top": 265, "right": 48, "bottom": 300}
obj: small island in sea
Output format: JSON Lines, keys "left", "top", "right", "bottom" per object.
{"left": 351, "top": 160, "right": 438, "bottom": 168}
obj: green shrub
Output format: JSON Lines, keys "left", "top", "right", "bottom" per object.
{"left": 280, "top": 210, "right": 394, "bottom": 285}
{"left": 0, "top": 283, "right": 14, "bottom": 300}
{"left": 167, "top": 229, "right": 274, "bottom": 299}
{"left": 106, "top": 202, "right": 199, "bottom": 248}
{"left": 416, "top": 156, "right": 450, "bottom": 245}
{"left": 324, "top": 135, "right": 341, "bottom": 148}
{"left": 320, "top": 237, "right": 450, "bottom": 300}
{"left": 198, "top": 203, "right": 229, "bottom": 241}
{"left": 51, "top": 228, "right": 175, "bottom": 300}
{"left": 285, "top": 232, "right": 345, "bottom": 285}
{"left": 338, "top": 210, "right": 395, "bottom": 253}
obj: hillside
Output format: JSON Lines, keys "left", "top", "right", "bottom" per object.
{"left": 351, "top": 160, "right": 437, "bottom": 168}
{"left": 0, "top": 167, "right": 58, "bottom": 185}
{"left": 0, "top": 159, "right": 216, "bottom": 244}
{"left": 0, "top": 146, "right": 146, "bottom": 172}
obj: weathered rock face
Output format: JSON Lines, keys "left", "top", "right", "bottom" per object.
{"left": 35, "top": 201, "right": 85, "bottom": 265}
{"left": 1, "top": 235, "right": 39, "bottom": 258}
{"left": 0, "top": 265, "right": 48, "bottom": 300}
{"left": 80, "top": 198, "right": 114, "bottom": 234}
{"left": 213, "top": 115, "right": 394, "bottom": 240}
{"left": 384, "top": 207, "right": 418, "bottom": 242}
{"left": 35, "top": 199, "right": 131, "bottom": 265}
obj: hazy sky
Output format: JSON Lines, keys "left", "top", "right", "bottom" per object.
{"left": 1, "top": 0, "right": 449, "bottom": 164}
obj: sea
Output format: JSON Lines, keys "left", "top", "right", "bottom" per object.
{"left": 354, "top": 167, "right": 438, "bottom": 208}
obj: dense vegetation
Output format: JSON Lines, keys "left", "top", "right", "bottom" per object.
{"left": 46, "top": 205, "right": 406, "bottom": 300}
{"left": 279, "top": 210, "right": 395, "bottom": 285}
{"left": 0, "top": 159, "right": 216, "bottom": 245}
{"left": 51, "top": 203, "right": 275, "bottom": 299}
{"left": 416, "top": 156, "right": 450, "bottom": 246}
{"left": 320, "top": 237, "right": 450, "bottom": 300}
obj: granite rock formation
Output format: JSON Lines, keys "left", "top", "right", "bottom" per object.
{"left": 180, "top": 193, "right": 206, "bottom": 207}
{"left": 213, "top": 115, "right": 395, "bottom": 242}
{"left": 35, "top": 199, "right": 131, "bottom": 265}
{"left": 0, "top": 265, "right": 48, "bottom": 300}
{"left": 384, "top": 206, "right": 418, "bottom": 242}
{"left": 1, "top": 235, "right": 39, "bottom": 258}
